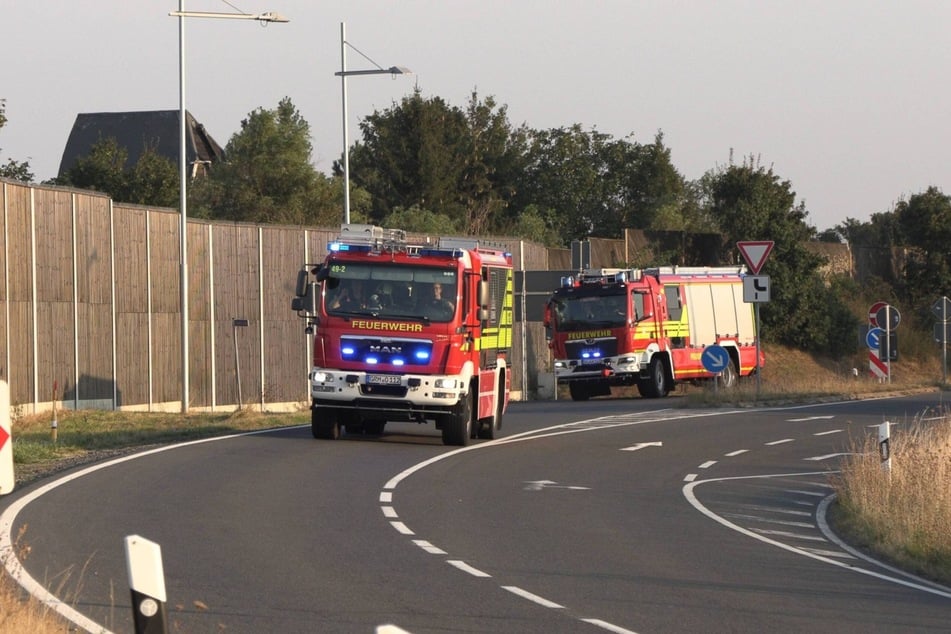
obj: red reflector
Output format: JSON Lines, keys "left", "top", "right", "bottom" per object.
{"left": 602, "top": 368, "right": 613, "bottom": 377}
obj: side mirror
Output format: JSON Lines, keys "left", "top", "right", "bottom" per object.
{"left": 543, "top": 302, "right": 552, "bottom": 329}
{"left": 315, "top": 265, "right": 330, "bottom": 282}
{"left": 293, "top": 282, "right": 318, "bottom": 314}
{"left": 295, "top": 268, "right": 309, "bottom": 297}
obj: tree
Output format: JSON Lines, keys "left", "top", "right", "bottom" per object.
{"left": 55, "top": 137, "right": 179, "bottom": 207}
{"left": 0, "top": 98, "right": 34, "bottom": 182}
{"left": 703, "top": 158, "right": 830, "bottom": 350}
{"left": 895, "top": 187, "right": 951, "bottom": 312}
{"left": 190, "top": 97, "right": 339, "bottom": 226}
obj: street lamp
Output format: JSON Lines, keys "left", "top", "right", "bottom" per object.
{"left": 334, "top": 22, "right": 411, "bottom": 225}
{"left": 169, "top": 2, "right": 288, "bottom": 413}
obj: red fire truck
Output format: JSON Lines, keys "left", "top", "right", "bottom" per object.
{"left": 292, "top": 224, "right": 514, "bottom": 445}
{"left": 545, "top": 266, "right": 763, "bottom": 400}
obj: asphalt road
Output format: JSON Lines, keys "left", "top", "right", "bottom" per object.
{"left": 2, "top": 392, "right": 950, "bottom": 633}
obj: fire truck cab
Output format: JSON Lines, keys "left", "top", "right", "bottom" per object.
{"left": 292, "top": 224, "right": 514, "bottom": 445}
{"left": 545, "top": 266, "right": 762, "bottom": 400}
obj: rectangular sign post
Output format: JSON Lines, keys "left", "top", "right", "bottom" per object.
{"left": 737, "top": 241, "right": 773, "bottom": 399}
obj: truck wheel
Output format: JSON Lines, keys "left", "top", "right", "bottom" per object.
{"left": 478, "top": 377, "right": 505, "bottom": 440}
{"left": 568, "top": 382, "right": 590, "bottom": 401}
{"left": 716, "top": 358, "right": 738, "bottom": 389}
{"left": 312, "top": 407, "right": 340, "bottom": 439}
{"left": 642, "top": 357, "right": 669, "bottom": 398}
{"left": 442, "top": 390, "right": 472, "bottom": 446}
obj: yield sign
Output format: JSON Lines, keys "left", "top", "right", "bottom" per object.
{"left": 737, "top": 241, "right": 774, "bottom": 274}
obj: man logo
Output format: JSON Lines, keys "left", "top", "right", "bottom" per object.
{"left": 369, "top": 345, "right": 402, "bottom": 354}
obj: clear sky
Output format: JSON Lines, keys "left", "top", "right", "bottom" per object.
{"left": 2, "top": 1, "right": 949, "bottom": 232}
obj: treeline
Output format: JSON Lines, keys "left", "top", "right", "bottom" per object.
{"left": 4, "top": 91, "right": 951, "bottom": 358}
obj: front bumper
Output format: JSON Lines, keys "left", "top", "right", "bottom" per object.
{"left": 309, "top": 367, "right": 467, "bottom": 415}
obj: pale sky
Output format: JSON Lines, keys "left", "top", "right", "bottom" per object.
{"left": 2, "top": 1, "right": 949, "bottom": 232}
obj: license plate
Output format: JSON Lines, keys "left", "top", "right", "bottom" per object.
{"left": 366, "top": 374, "right": 401, "bottom": 385}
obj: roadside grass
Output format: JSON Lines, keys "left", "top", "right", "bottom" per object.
{"left": 831, "top": 414, "right": 951, "bottom": 586}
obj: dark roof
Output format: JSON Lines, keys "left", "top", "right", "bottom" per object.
{"left": 58, "top": 110, "right": 225, "bottom": 177}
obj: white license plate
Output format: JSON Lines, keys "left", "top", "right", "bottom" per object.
{"left": 366, "top": 374, "right": 401, "bottom": 385}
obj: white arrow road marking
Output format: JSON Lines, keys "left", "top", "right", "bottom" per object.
{"left": 620, "top": 441, "right": 663, "bottom": 452}
{"left": 523, "top": 480, "right": 590, "bottom": 491}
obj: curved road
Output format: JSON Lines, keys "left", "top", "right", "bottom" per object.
{"left": 2, "top": 392, "right": 949, "bottom": 633}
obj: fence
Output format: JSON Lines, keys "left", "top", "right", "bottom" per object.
{"left": 0, "top": 179, "right": 556, "bottom": 413}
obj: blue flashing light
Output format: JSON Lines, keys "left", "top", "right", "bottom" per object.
{"left": 366, "top": 357, "right": 379, "bottom": 365}
{"left": 415, "top": 350, "right": 430, "bottom": 361}
{"left": 582, "top": 352, "right": 590, "bottom": 359}
{"left": 392, "top": 358, "right": 405, "bottom": 367}
{"left": 342, "top": 346, "right": 356, "bottom": 356}
{"left": 593, "top": 351, "right": 602, "bottom": 358}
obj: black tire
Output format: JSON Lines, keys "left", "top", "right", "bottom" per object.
{"left": 641, "top": 356, "right": 669, "bottom": 398}
{"left": 311, "top": 406, "right": 340, "bottom": 439}
{"left": 442, "top": 389, "right": 473, "bottom": 446}
{"left": 478, "top": 376, "right": 505, "bottom": 440}
{"left": 716, "top": 357, "right": 738, "bottom": 389}
{"left": 568, "top": 382, "right": 590, "bottom": 401}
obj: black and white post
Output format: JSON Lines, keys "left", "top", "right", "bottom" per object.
{"left": 125, "top": 535, "right": 168, "bottom": 634}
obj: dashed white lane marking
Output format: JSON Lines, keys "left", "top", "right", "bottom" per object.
{"left": 684, "top": 473, "right": 698, "bottom": 482}
{"left": 735, "top": 504, "right": 812, "bottom": 517}
{"left": 765, "top": 438, "right": 795, "bottom": 446}
{"left": 724, "top": 449, "right": 748, "bottom": 457}
{"left": 581, "top": 618, "right": 641, "bottom": 634}
{"left": 782, "top": 488, "right": 830, "bottom": 496}
{"left": 723, "top": 513, "right": 814, "bottom": 528}
{"left": 502, "top": 586, "right": 564, "bottom": 608}
{"left": 448, "top": 560, "right": 491, "bottom": 578}
{"left": 413, "top": 540, "right": 446, "bottom": 555}
{"left": 805, "top": 453, "right": 852, "bottom": 461}
{"left": 753, "top": 529, "right": 826, "bottom": 542}
{"left": 380, "top": 409, "right": 717, "bottom": 633}
{"left": 813, "top": 429, "right": 844, "bottom": 436}
{"left": 698, "top": 460, "right": 717, "bottom": 469}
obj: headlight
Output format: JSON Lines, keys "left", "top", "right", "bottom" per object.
{"left": 434, "top": 378, "right": 456, "bottom": 389}
{"left": 554, "top": 361, "right": 566, "bottom": 369}
{"left": 312, "top": 371, "right": 331, "bottom": 383}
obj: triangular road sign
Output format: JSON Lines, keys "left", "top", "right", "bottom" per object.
{"left": 737, "top": 241, "right": 774, "bottom": 274}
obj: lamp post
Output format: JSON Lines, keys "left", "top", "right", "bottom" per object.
{"left": 169, "top": 2, "right": 287, "bottom": 413}
{"left": 335, "top": 22, "right": 411, "bottom": 225}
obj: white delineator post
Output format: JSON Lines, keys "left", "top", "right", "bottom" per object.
{"left": 125, "top": 535, "right": 168, "bottom": 634}
{"left": 878, "top": 421, "right": 891, "bottom": 473}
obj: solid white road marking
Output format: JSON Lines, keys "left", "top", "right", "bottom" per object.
{"left": 787, "top": 416, "right": 835, "bottom": 421}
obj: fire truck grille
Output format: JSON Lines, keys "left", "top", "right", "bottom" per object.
{"left": 565, "top": 338, "right": 618, "bottom": 360}
{"left": 341, "top": 335, "right": 433, "bottom": 367}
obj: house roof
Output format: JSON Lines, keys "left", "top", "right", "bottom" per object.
{"left": 58, "top": 110, "right": 225, "bottom": 177}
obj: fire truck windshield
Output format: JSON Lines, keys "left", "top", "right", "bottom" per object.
{"left": 325, "top": 263, "right": 458, "bottom": 322}
{"left": 551, "top": 290, "right": 630, "bottom": 331}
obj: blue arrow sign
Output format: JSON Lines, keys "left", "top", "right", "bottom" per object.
{"left": 701, "top": 345, "right": 730, "bottom": 373}
{"left": 866, "top": 327, "right": 884, "bottom": 349}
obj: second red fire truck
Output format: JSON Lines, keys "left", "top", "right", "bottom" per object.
{"left": 545, "top": 266, "right": 763, "bottom": 400}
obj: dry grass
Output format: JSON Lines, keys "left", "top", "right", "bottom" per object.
{"left": 832, "top": 415, "right": 951, "bottom": 584}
